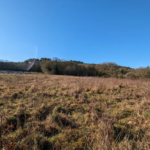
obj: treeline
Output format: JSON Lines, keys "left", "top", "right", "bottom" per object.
{"left": 40, "top": 58, "right": 130, "bottom": 77}
{"left": 1, "top": 58, "right": 150, "bottom": 79}
{"left": 0, "top": 59, "right": 41, "bottom": 72}
{"left": 0, "top": 60, "right": 21, "bottom": 71}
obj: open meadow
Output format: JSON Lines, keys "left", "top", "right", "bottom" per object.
{"left": 1, "top": 74, "right": 150, "bottom": 150}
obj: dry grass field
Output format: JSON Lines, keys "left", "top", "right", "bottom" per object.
{"left": 1, "top": 74, "right": 150, "bottom": 150}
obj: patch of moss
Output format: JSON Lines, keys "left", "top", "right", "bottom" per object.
{"left": 116, "top": 109, "right": 133, "bottom": 119}
{"left": 84, "top": 93, "right": 91, "bottom": 98}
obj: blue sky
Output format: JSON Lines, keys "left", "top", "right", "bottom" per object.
{"left": 0, "top": 0, "right": 150, "bottom": 68}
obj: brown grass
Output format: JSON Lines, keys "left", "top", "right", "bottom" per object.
{"left": 1, "top": 73, "right": 150, "bottom": 150}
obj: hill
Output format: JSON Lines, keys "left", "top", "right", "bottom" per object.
{"left": 2, "top": 57, "right": 150, "bottom": 79}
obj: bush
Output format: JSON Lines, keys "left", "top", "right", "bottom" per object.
{"left": 118, "top": 74, "right": 124, "bottom": 79}
{"left": 125, "top": 72, "right": 138, "bottom": 79}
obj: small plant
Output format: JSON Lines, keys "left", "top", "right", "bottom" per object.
{"left": 118, "top": 74, "right": 124, "bottom": 79}
{"left": 125, "top": 72, "right": 138, "bottom": 79}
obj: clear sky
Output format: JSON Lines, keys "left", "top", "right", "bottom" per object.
{"left": 0, "top": 0, "right": 150, "bottom": 68}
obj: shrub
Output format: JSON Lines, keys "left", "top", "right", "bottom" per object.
{"left": 125, "top": 72, "right": 138, "bottom": 79}
{"left": 118, "top": 74, "right": 124, "bottom": 79}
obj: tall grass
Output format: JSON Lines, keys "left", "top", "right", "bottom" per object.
{"left": 0, "top": 74, "right": 150, "bottom": 149}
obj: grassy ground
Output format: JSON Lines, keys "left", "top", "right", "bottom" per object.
{"left": 0, "top": 74, "right": 150, "bottom": 150}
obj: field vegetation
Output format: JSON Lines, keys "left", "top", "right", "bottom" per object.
{"left": 1, "top": 73, "right": 150, "bottom": 149}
